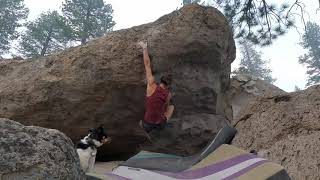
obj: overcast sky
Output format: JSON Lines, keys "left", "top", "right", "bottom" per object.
{"left": 24, "top": 0, "right": 320, "bottom": 92}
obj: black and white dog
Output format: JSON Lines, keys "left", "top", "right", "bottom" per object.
{"left": 76, "top": 125, "right": 111, "bottom": 173}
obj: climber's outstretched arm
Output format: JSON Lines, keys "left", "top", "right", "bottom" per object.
{"left": 138, "top": 42, "right": 155, "bottom": 86}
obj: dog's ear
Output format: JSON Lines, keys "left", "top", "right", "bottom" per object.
{"left": 89, "top": 128, "right": 95, "bottom": 133}
{"left": 97, "top": 125, "right": 104, "bottom": 132}
{"left": 97, "top": 125, "right": 108, "bottom": 137}
{"left": 98, "top": 124, "right": 104, "bottom": 129}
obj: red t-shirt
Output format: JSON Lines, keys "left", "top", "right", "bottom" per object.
{"left": 144, "top": 85, "right": 169, "bottom": 124}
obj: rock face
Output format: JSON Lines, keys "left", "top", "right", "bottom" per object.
{"left": 0, "top": 118, "right": 84, "bottom": 180}
{"left": 0, "top": 4, "right": 235, "bottom": 159}
{"left": 230, "top": 74, "right": 285, "bottom": 120}
{"left": 141, "top": 113, "right": 228, "bottom": 156}
{"left": 232, "top": 85, "right": 320, "bottom": 180}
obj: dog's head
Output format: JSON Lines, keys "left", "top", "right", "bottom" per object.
{"left": 87, "top": 125, "right": 111, "bottom": 147}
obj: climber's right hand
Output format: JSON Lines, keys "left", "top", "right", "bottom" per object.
{"left": 138, "top": 41, "right": 148, "bottom": 50}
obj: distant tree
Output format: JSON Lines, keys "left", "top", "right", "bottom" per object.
{"left": 19, "top": 11, "right": 72, "bottom": 58}
{"left": 0, "top": 0, "right": 29, "bottom": 54}
{"left": 294, "top": 85, "right": 301, "bottom": 91}
{"left": 233, "top": 41, "right": 276, "bottom": 83}
{"left": 62, "top": 0, "right": 115, "bottom": 44}
{"left": 299, "top": 22, "right": 320, "bottom": 86}
{"left": 183, "top": 0, "right": 201, "bottom": 5}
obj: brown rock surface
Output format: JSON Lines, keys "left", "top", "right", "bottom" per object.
{"left": 0, "top": 4, "right": 235, "bottom": 159}
{"left": 141, "top": 113, "right": 229, "bottom": 156}
{"left": 230, "top": 74, "right": 285, "bottom": 120}
{"left": 232, "top": 85, "right": 320, "bottom": 179}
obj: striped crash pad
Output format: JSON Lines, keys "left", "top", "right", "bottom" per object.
{"left": 119, "top": 124, "right": 238, "bottom": 172}
{"left": 104, "top": 144, "right": 291, "bottom": 180}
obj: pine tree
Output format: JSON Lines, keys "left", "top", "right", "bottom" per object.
{"left": 19, "top": 11, "right": 72, "bottom": 58}
{"left": 233, "top": 41, "right": 276, "bottom": 83}
{"left": 299, "top": 22, "right": 320, "bottom": 86}
{"left": 62, "top": 0, "right": 115, "bottom": 44}
{"left": 208, "top": 0, "right": 305, "bottom": 46}
{"left": 0, "top": 0, "right": 28, "bottom": 54}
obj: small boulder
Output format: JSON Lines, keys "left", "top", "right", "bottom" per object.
{"left": 0, "top": 118, "right": 85, "bottom": 180}
{"left": 232, "top": 85, "right": 320, "bottom": 179}
{"left": 230, "top": 74, "right": 285, "bottom": 120}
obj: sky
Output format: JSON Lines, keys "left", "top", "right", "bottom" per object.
{"left": 23, "top": 0, "right": 320, "bottom": 92}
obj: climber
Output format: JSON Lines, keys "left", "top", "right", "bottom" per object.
{"left": 138, "top": 41, "right": 175, "bottom": 133}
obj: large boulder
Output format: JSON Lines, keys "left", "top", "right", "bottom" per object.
{"left": 0, "top": 118, "right": 84, "bottom": 180}
{"left": 0, "top": 4, "right": 235, "bottom": 159}
{"left": 230, "top": 74, "right": 285, "bottom": 120}
{"left": 232, "top": 85, "right": 320, "bottom": 179}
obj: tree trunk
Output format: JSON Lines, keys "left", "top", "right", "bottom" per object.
{"left": 81, "top": 0, "right": 92, "bottom": 45}
{"left": 81, "top": 38, "right": 86, "bottom": 45}
{"left": 41, "top": 29, "right": 53, "bottom": 56}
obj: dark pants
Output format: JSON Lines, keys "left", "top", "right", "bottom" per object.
{"left": 142, "top": 121, "right": 166, "bottom": 133}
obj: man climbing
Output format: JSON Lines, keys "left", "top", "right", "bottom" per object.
{"left": 138, "top": 41, "right": 174, "bottom": 133}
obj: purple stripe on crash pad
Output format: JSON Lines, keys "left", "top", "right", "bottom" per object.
{"left": 105, "top": 173, "right": 131, "bottom": 180}
{"left": 223, "top": 160, "right": 268, "bottom": 180}
{"left": 154, "top": 154, "right": 257, "bottom": 179}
